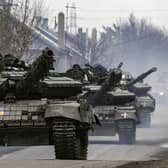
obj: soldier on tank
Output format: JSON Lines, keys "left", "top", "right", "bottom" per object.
{"left": 0, "top": 47, "right": 55, "bottom": 101}
{"left": 3, "top": 54, "right": 19, "bottom": 67}
{"left": 15, "top": 47, "right": 55, "bottom": 98}
{"left": 66, "top": 64, "right": 86, "bottom": 82}
{"left": 83, "top": 64, "right": 98, "bottom": 83}
{"left": 1, "top": 54, "right": 28, "bottom": 71}
{"left": 92, "top": 68, "right": 122, "bottom": 106}
{"left": 15, "top": 60, "right": 28, "bottom": 70}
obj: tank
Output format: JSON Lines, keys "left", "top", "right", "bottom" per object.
{"left": 123, "top": 68, "right": 157, "bottom": 127}
{"left": 0, "top": 48, "right": 96, "bottom": 160}
{"left": 83, "top": 67, "right": 156, "bottom": 144}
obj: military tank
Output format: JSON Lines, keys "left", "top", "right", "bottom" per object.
{"left": 122, "top": 69, "right": 156, "bottom": 127}
{"left": 83, "top": 67, "right": 157, "bottom": 144}
{"left": 0, "top": 48, "right": 96, "bottom": 160}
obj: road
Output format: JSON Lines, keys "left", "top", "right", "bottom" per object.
{"left": 0, "top": 103, "right": 168, "bottom": 167}
{"left": 0, "top": 127, "right": 166, "bottom": 160}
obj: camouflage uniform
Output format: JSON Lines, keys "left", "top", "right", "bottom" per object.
{"left": 66, "top": 64, "right": 85, "bottom": 82}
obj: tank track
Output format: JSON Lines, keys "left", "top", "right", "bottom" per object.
{"left": 78, "top": 130, "right": 88, "bottom": 160}
{"left": 52, "top": 118, "right": 81, "bottom": 160}
{"left": 117, "top": 119, "right": 136, "bottom": 144}
{"left": 138, "top": 111, "right": 151, "bottom": 128}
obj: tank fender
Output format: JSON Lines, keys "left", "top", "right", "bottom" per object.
{"left": 45, "top": 100, "right": 95, "bottom": 125}
{"left": 45, "top": 102, "right": 82, "bottom": 122}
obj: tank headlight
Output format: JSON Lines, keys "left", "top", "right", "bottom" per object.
{"left": 0, "top": 107, "right": 4, "bottom": 116}
{"left": 0, "top": 111, "right": 4, "bottom": 116}
{"left": 98, "top": 116, "right": 103, "bottom": 120}
{"left": 105, "top": 116, "right": 109, "bottom": 120}
{"left": 122, "top": 74, "right": 126, "bottom": 79}
{"left": 159, "top": 92, "right": 164, "bottom": 96}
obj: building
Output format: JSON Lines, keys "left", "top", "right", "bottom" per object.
{"left": 23, "top": 13, "right": 89, "bottom": 72}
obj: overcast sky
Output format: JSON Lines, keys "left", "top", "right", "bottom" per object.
{"left": 41, "top": 0, "right": 168, "bottom": 32}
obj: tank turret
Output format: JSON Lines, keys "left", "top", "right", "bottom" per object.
{"left": 0, "top": 48, "right": 55, "bottom": 100}
{"left": 90, "top": 68, "right": 133, "bottom": 106}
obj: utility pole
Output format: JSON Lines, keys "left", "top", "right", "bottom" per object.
{"left": 65, "top": 2, "right": 77, "bottom": 34}
{"left": 54, "top": 16, "right": 57, "bottom": 30}
{"left": 69, "top": 2, "right": 77, "bottom": 34}
{"left": 65, "top": 3, "right": 69, "bottom": 32}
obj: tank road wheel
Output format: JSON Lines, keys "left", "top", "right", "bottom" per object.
{"left": 52, "top": 118, "right": 81, "bottom": 160}
{"left": 78, "top": 129, "right": 88, "bottom": 160}
{"left": 117, "top": 119, "right": 136, "bottom": 144}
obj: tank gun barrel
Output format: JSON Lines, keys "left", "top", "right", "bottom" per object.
{"left": 126, "top": 67, "right": 157, "bottom": 87}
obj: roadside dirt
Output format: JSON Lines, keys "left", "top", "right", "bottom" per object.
{"left": 117, "top": 160, "right": 168, "bottom": 168}
{"left": 117, "top": 150, "right": 168, "bottom": 168}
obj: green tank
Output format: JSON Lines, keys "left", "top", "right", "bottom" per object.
{"left": 83, "top": 67, "right": 157, "bottom": 144}
{"left": 0, "top": 48, "right": 96, "bottom": 160}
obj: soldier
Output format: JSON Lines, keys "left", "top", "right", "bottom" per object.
{"left": 92, "top": 68, "right": 122, "bottom": 106}
{"left": 66, "top": 64, "right": 86, "bottom": 82}
{"left": 15, "top": 47, "right": 55, "bottom": 98}
{"left": 3, "top": 54, "right": 19, "bottom": 67}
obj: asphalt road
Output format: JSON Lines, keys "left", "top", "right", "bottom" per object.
{"left": 0, "top": 103, "right": 168, "bottom": 167}
{"left": 0, "top": 127, "right": 166, "bottom": 160}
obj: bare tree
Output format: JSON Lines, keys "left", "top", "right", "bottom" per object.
{"left": 0, "top": 0, "right": 45, "bottom": 58}
{"left": 90, "top": 14, "right": 168, "bottom": 72}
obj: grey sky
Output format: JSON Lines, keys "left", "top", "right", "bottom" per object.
{"left": 42, "top": 0, "right": 168, "bottom": 31}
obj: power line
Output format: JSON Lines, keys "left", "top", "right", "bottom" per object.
{"left": 49, "top": 7, "right": 168, "bottom": 13}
